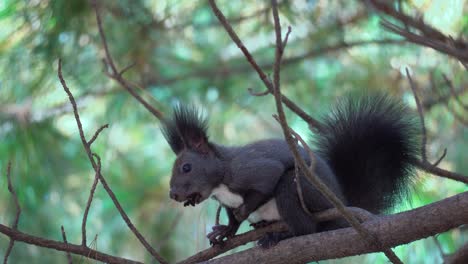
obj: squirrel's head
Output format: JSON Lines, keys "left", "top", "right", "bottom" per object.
{"left": 162, "top": 105, "right": 223, "bottom": 207}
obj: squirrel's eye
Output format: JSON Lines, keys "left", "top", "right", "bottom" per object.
{"left": 182, "top": 163, "right": 192, "bottom": 173}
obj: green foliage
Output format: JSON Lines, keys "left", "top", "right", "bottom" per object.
{"left": 0, "top": 0, "right": 466, "bottom": 263}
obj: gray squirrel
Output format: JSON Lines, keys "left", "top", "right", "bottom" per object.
{"left": 162, "top": 95, "right": 419, "bottom": 247}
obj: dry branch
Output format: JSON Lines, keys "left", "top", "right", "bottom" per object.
{"left": 207, "top": 0, "right": 323, "bottom": 132}
{"left": 0, "top": 224, "right": 142, "bottom": 264}
{"left": 58, "top": 59, "right": 167, "bottom": 264}
{"left": 81, "top": 153, "right": 101, "bottom": 246}
{"left": 368, "top": 0, "right": 468, "bottom": 64}
{"left": 61, "top": 226, "right": 73, "bottom": 264}
{"left": 91, "top": 0, "right": 164, "bottom": 121}
{"left": 406, "top": 69, "right": 468, "bottom": 184}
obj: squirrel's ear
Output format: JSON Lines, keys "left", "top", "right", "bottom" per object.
{"left": 162, "top": 104, "right": 212, "bottom": 155}
{"left": 162, "top": 120, "right": 185, "bottom": 154}
{"left": 185, "top": 133, "right": 212, "bottom": 155}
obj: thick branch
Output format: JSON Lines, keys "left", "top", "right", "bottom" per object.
{"left": 203, "top": 191, "right": 468, "bottom": 264}
{"left": 179, "top": 206, "right": 374, "bottom": 264}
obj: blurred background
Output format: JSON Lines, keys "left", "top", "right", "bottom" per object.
{"left": 0, "top": 0, "right": 466, "bottom": 263}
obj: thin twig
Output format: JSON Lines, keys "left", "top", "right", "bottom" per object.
{"left": 88, "top": 124, "right": 109, "bottom": 146}
{"left": 294, "top": 165, "right": 314, "bottom": 217}
{"left": 118, "top": 62, "right": 137, "bottom": 76}
{"left": 290, "top": 130, "right": 317, "bottom": 217}
{"left": 442, "top": 74, "right": 468, "bottom": 111}
{"left": 432, "top": 148, "right": 447, "bottom": 167}
{"left": 423, "top": 82, "right": 468, "bottom": 110}
{"left": 91, "top": 0, "right": 164, "bottom": 121}
{"left": 406, "top": 68, "right": 427, "bottom": 162}
{"left": 369, "top": 0, "right": 468, "bottom": 64}
{"left": 81, "top": 153, "right": 101, "bottom": 246}
{"left": 4, "top": 161, "right": 21, "bottom": 264}
{"left": 58, "top": 59, "right": 168, "bottom": 264}
{"left": 282, "top": 26, "right": 292, "bottom": 48}
{"left": 207, "top": 0, "right": 323, "bottom": 132}
{"left": 381, "top": 20, "right": 468, "bottom": 63}
{"left": 61, "top": 226, "right": 73, "bottom": 264}
{"left": 414, "top": 160, "right": 468, "bottom": 184}
{"left": 407, "top": 69, "right": 468, "bottom": 184}
{"left": 438, "top": 74, "right": 468, "bottom": 126}
{"left": 247, "top": 87, "right": 269, "bottom": 96}
{"left": 272, "top": 115, "right": 315, "bottom": 217}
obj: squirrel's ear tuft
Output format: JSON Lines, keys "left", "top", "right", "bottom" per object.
{"left": 161, "top": 104, "right": 211, "bottom": 154}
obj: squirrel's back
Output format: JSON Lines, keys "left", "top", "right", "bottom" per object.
{"left": 315, "top": 94, "right": 420, "bottom": 213}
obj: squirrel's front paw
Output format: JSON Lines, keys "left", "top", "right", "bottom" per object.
{"left": 207, "top": 225, "right": 236, "bottom": 245}
{"left": 233, "top": 205, "right": 249, "bottom": 222}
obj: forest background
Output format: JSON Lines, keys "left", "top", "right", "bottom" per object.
{"left": 0, "top": 0, "right": 467, "bottom": 263}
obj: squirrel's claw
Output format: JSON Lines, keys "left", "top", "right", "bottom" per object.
{"left": 207, "top": 224, "right": 236, "bottom": 245}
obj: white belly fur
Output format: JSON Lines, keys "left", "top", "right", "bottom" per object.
{"left": 211, "top": 184, "right": 244, "bottom": 208}
{"left": 248, "top": 198, "right": 281, "bottom": 223}
{"left": 210, "top": 184, "right": 281, "bottom": 223}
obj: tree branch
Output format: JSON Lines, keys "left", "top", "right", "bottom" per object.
{"left": 367, "top": 0, "right": 468, "bottom": 64}
{"left": 269, "top": 1, "right": 401, "bottom": 263}
{"left": 58, "top": 59, "right": 168, "bottom": 264}
{"left": 61, "top": 226, "right": 73, "bottom": 264}
{"left": 406, "top": 69, "right": 468, "bottom": 184}
{"left": 179, "top": 206, "right": 375, "bottom": 264}
{"left": 202, "top": 191, "right": 468, "bottom": 264}
{"left": 0, "top": 224, "right": 142, "bottom": 264}
{"left": 81, "top": 153, "right": 101, "bottom": 246}
{"left": 91, "top": 0, "right": 164, "bottom": 121}
{"left": 3, "top": 161, "right": 21, "bottom": 264}
{"left": 207, "top": 0, "right": 324, "bottom": 132}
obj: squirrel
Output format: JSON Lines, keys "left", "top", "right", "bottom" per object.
{"left": 162, "top": 94, "right": 419, "bottom": 247}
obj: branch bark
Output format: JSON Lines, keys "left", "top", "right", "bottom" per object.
{"left": 202, "top": 191, "right": 468, "bottom": 264}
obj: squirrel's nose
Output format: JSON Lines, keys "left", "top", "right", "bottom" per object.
{"left": 169, "top": 190, "right": 176, "bottom": 200}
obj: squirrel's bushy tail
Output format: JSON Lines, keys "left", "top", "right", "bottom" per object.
{"left": 315, "top": 94, "right": 420, "bottom": 213}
